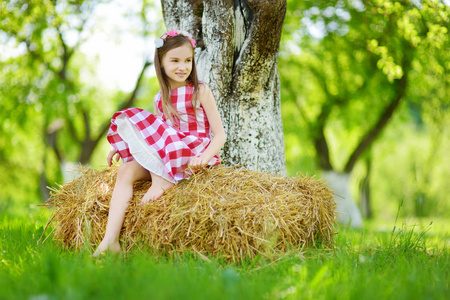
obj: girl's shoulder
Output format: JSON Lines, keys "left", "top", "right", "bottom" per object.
{"left": 197, "top": 82, "right": 211, "bottom": 96}
{"left": 184, "top": 82, "right": 209, "bottom": 97}
{"left": 196, "top": 82, "right": 215, "bottom": 106}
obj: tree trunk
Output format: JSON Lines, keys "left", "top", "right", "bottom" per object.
{"left": 161, "top": 0, "right": 287, "bottom": 174}
{"left": 323, "top": 171, "right": 363, "bottom": 227}
{"left": 359, "top": 155, "right": 372, "bottom": 219}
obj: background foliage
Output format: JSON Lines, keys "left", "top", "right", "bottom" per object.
{"left": 280, "top": 0, "right": 449, "bottom": 219}
{"left": 0, "top": 0, "right": 449, "bottom": 222}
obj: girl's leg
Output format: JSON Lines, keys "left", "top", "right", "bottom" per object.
{"left": 140, "top": 172, "right": 175, "bottom": 205}
{"left": 93, "top": 160, "right": 150, "bottom": 257}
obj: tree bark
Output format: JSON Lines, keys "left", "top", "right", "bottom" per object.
{"left": 161, "top": 0, "right": 287, "bottom": 174}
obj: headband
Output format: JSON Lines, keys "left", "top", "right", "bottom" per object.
{"left": 154, "top": 30, "right": 196, "bottom": 49}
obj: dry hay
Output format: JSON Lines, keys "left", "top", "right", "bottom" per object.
{"left": 43, "top": 165, "right": 337, "bottom": 262}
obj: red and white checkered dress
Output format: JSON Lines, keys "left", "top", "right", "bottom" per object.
{"left": 107, "top": 83, "right": 219, "bottom": 183}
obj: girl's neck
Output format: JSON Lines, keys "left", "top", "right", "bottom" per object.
{"left": 168, "top": 80, "right": 189, "bottom": 90}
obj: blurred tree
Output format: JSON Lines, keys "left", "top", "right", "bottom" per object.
{"left": 280, "top": 0, "right": 449, "bottom": 225}
{"left": 0, "top": 0, "right": 158, "bottom": 201}
{"left": 160, "top": 0, "right": 287, "bottom": 173}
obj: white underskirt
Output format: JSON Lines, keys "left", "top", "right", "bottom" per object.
{"left": 115, "top": 114, "right": 176, "bottom": 183}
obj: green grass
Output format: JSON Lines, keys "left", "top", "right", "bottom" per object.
{"left": 1, "top": 207, "right": 449, "bottom": 300}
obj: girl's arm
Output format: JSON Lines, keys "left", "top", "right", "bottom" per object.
{"left": 188, "top": 84, "right": 226, "bottom": 171}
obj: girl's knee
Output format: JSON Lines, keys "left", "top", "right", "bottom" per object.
{"left": 117, "top": 162, "right": 138, "bottom": 182}
{"left": 117, "top": 161, "right": 149, "bottom": 183}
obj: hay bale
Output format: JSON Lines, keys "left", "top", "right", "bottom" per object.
{"left": 43, "top": 165, "right": 336, "bottom": 261}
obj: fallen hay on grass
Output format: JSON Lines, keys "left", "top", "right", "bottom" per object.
{"left": 43, "top": 165, "right": 337, "bottom": 262}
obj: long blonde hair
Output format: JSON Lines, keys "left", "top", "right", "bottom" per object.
{"left": 154, "top": 34, "right": 199, "bottom": 124}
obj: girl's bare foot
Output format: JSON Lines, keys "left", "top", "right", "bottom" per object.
{"left": 92, "top": 240, "right": 121, "bottom": 257}
{"left": 140, "top": 176, "right": 174, "bottom": 205}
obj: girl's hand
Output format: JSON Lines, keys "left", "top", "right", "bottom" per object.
{"left": 188, "top": 156, "right": 208, "bottom": 173}
{"left": 107, "top": 148, "right": 120, "bottom": 166}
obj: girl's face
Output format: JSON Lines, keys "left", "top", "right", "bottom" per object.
{"left": 161, "top": 44, "right": 193, "bottom": 89}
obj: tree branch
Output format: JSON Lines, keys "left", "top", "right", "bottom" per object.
{"left": 65, "top": 112, "right": 81, "bottom": 144}
{"left": 313, "top": 104, "right": 334, "bottom": 170}
{"left": 344, "top": 71, "right": 409, "bottom": 173}
{"left": 94, "top": 61, "right": 152, "bottom": 146}
{"left": 232, "top": 0, "right": 253, "bottom": 65}
{"left": 56, "top": 29, "right": 71, "bottom": 81}
{"left": 231, "top": 0, "right": 286, "bottom": 93}
{"left": 119, "top": 61, "right": 152, "bottom": 111}
{"left": 46, "top": 119, "right": 64, "bottom": 163}
{"left": 83, "top": 109, "right": 91, "bottom": 142}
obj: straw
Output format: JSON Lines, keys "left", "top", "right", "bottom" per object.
{"left": 43, "top": 165, "right": 336, "bottom": 261}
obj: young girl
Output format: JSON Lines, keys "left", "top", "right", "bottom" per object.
{"left": 93, "top": 30, "right": 226, "bottom": 257}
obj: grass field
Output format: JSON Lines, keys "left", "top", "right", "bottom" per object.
{"left": 1, "top": 206, "right": 449, "bottom": 300}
